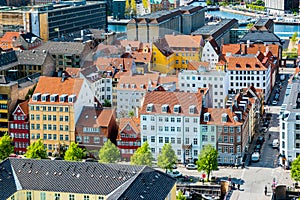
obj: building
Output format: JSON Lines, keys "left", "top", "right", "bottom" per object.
{"left": 178, "top": 61, "right": 228, "bottom": 108}
{"left": 28, "top": 76, "right": 94, "bottom": 155}
{"left": 0, "top": 31, "right": 43, "bottom": 50}
{"left": 140, "top": 89, "right": 210, "bottom": 163}
{"left": 201, "top": 37, "right": 220, "bottom": 68}
{"left": 279, "top": 78, "right": 300, "bottom": 167}
{"left": 75, "top": 106, "right": 118, "bottom": 157}
{"left": 1, "top": 158, "right": 177, "bottom": 200}
{"left": 8, "top": 100, "right": 30, "bottom": 154}
{"left": 117, "top": 73, "right": 159, "bottom": 117}
{"left": 192, "top": 19, "right": 238, "bottom": 46}
{"left": 150, "top": 0, "right": 177, "bottom": 13}
{"left": 0, "top": 76, "right": 18, "bottom": 136}
{"left": 0, "top": 1, "right": 107, "bottom": 41}
{"left": 117, "top": 117, "right": 141, "bottom": 161}
{"left": 112, "top": 0, "right": 126, "bottom": 20}
{"left": 265, "top": 0, "right": 299, "bottom": 15}
{"left": 127, "top": 6, "right": 205, "bottom": 43}
{"left": 250, "top": 18, "right": 274, "bottom": 33}
{"left": 240, "top": 30, "right": 284, "bottom": 46}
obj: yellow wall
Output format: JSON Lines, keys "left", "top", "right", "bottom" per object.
{"left": 9, "top": 190, "right": 106, "bottom": 200}
{"left": 152, "top": 44, "right": 175, "bottom": 74}
{"left": 174, "top": 50, "right": 200, "bottom": 69}
{"left": 29, "top": 104, "right": 75, "bottom": 154}
{"left": 39, "top": 13, "right": 49, "bottom": 42}
{"left": 164, "top": 184, "right": 176, "bottom": 200}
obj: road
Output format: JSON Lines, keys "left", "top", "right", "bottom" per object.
{"left": 173, "top": 68, "right": 295, "bottom": 200}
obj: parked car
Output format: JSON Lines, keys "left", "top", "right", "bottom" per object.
{"left": 251, "top": 152, "right": 260, "bottom": 162}
{"left": 256, "top": 136, "right": 265, "bottom": 145}
{"left": 272, "top": 100, "right": 278, "bottom": 105}
{"left": 272, "top": 139, "right": 279, "bottom": 149}
{"left": 167, "top": 170, "right": 182, "bottom": 178}
{"left": 186, "top": 163, "right": 197, "bottom": 170}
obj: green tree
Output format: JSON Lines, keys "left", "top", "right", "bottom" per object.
{"left": 291, "top": 32, "right": 298, "bottom": 43}
{"left": 25, "top": 139, "right": 47, "bottom": 159}
{"left": 98, "top": 140, "right": 120, "bottom": 163}
{"left": 131, "top": 141, "right": 153, "bottom": 166}
{"left": 0, "top": 133, "right": 14, "bottom": 160}
{"left": 125, "top": 0, "right": 131, "bottom": 17}
{"left": 103, "top": 99, "right": 111, "bottom": 107}
{"left": 176, "top": 190, "right": 187, "bottom": 200}
{"left": 157, "top": 143, "right": 177, "bottom": 172}
{"left": 246, "top": 23, "right": 254, "bottom": 29}
{"left": 25, "top": 85, "right": 36, "bottom": 100}
{"left": 196, "top": 144, "right": 218, "bottom": 181}
{"left": 291, "top": 155, "right": 300, "bottom": 182}
{"left": 131, "top": 0, "right": 137, "bottom": 16}
{"left": 206, "top": 0, "right": 212, "bottom": 5}
{"left": 128, "top": 110, "right": 134, "bottom": 118}
{"left": 64, "top": 142, "right": 84, "bottom": 161}
{"left": 142, "top": 0, "right": 148, "bottom": 11}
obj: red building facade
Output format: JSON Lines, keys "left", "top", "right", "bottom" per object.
{"left": 117, "top": 118, "right": 141, "bottom": 161}
{"left": 8, "top": 100, "right": 30, "bottom": 154}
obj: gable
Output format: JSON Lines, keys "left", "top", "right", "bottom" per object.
{"left": 12, "top": 105, "right": 25, "bottom": 116}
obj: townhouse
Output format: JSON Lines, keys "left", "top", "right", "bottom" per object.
{"left": 178, "top": 61, "right": 228, "bottom": 108}
{"left": 8, "top": 100, "right": 30, "bottom": 154}
{"left": 201, "top": 37, "right": 220, "bottom": 69}
{"left": 117, "top": 117, "right": 141, "bottom": 161}
{"left": 1, "top": 158, "right": 176, "bottom": 200}
{"left": 0, "top": 31, "right": 43, "bottom": 50}
{"left": 28, "top": 76, "right": 94, "bottom": 155}
{"left": 140, "top": 89, "right": 209, "bottom": 163}
{"left": 116, "top": 73, "right": 159, "bottom": 117}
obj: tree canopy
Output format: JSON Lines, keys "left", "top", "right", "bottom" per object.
{"left": 157, "top": 143, "right": 177, "bottom": 172}
{"left": 131, "top": 141, "right": 153, "bottom": 166}
{"left": 291, "top": 155, "right": 300, "bottom": 182}
{"left": 64, "top": 142, "right": 84, "bottom": 161}
{"left": 176, "top": 190, "right": 187, "bottom": 200}
{"left": 196, "top": 144, "right": 218, "bottom": 181}
{"left": 25, "top": 139, "right": 47, "bottom": 159}
{"left": 98, "top": 140, "right": 120, "bottom": 163}
{"left": 291, "top": 32, "right": 298, "bottom": 43}
{"left": 0, "top": 133, "right": 14, "bottom": 160}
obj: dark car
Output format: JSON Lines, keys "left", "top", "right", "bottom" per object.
{"left": 254, "top": 144, "right": 261, "bottom": 152}
{"left": 256, "top": 136, "right": 265, "bottom": 145}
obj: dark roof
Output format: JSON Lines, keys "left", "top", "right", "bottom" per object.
{"left": 20, "top": 32, "right": 42, "bottom": 43}
{"left": 0, "top": 158, "right": 176, "bottom": 200}
{"left": 16, "top": 50, "right": 49, "bottom": 65}
{"left": 153, "top": 38, "right": 173, "bottom": 56}
{"left": 240, "top": 31, "right": 283, "bottom": 45}
{"left": 35, "top": 41, "right": 86, "bottom": 54}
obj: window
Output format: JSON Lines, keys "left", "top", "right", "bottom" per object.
{"left": 98, "top": 197, "right": 104, "bottom": 200}
{"left": 151, "top": 136, "right": 155, "bottom": 143}
{"left": 159, "top": 126, "right": 163, "bottom": 131}
{"left": 43, "top": 115, "right": 46, "bottom": 120}
{"left": 211, "top": 135, "right": 215, "bottom": 142}
{"left": 165, "top": 117, "right": 169, "bottom": 122}
{"left": 151, "top": 116, "right": 155, "bottom": 121}
{"left": 84, "top": 196, "right": 90, "bottom": 200}
{"left": 60, "top": 116, "right": 63, "bottom": 121}
{"left": 202, "top": 135, "right": 208, "bottom": 142}
{"left": 185, "top": 138, "right": 189, "bottom": 144}
{"left": 224, "top": 126, "right": 228, "bottom": 133}
{"left": 65, "top": 135, "right": 69, "bottom": 141}
{"left": 194, "top": 150, "right": 198, "bottom": 156}
{"left": 65, "top": 116, "right": 69, "bottom": 122}
{"left": 158, "top": 117, "right": 163, "bottom": 122}
{"left": 165, "top": 126, "right": 169, "bottom": 131}
{"left": 224, "top": 136, "right": 228, "bottom": 142}
{"left": 143, "top": 136, "right": 147, "bottom": 142}
{"left": 177, "top": 149, "right": 181, "bottom": 155}
{"left": 65, "top": 107, "right": 69, "bottom": 112}
{"left": 53, "top": 115, "right": 56, "bottom": 121}
{"left": 177, "top": 127, "right": 181, "bottom": 132}
{"left": 171, "top": 137, "right": 175, "bottom": 144}
{"left": 151, "top": 125, "right": 155, "bottom": 131}
{"left": 193, "top": 138, "right": 198, "bottom": 145}
{"left": 193, "top": 127, "right": 198, "bottom": 132}
{"left": 26, "top": 192, "right": 32, "bottom": 200}
{"left": 230, "top": 136, "right": 234, "bottom": 143}
{"left": 185, "top": 127, "right": 189, "bottom": 132}
{"left": 177, "top": 138, "right": 181, "bottom": 144}
{"left": 185, "top": 118, "right": 189, "bottom": 123}
{"left": 54, "top": 193, "right": 60, "bottom": 200}
{"left": 142, "top": 116, "right": 147, "bottom": 121}
{"left": 177, "top": 118, "right": 181, "bottom": 123}
{"left": 69, "top": 194, "right": 75, "bottom": 200}
{"left": 143, "top": 125, "right": 147, "bottom": 130}
{"left": 202, "top": 126, "right": 208, "bottom": 132}
{"left": 159, "top": 137, "right": 163, "bottom": 143}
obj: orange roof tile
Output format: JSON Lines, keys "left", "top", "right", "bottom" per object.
{"left": 19, "top": 100, "right": 29, "bottom": 115}
{"left": 119, "top": 117, "right": 140, "bottom": 134}
{"left": 227, "top": 55, "right": 267, "bottom": 71}
{"left": 158, "top": 75, "right": 178, "bottom": 89}
{"left": 65, "top": 68, "right": 81, "bottom": 78}
{"left": 164, "top": 35, "right": 202, "bottom": 48}
{"left": 117, "top": 74, "right": 159, "bottom": 91}
{"left": 201, "top": 108, "right": 242, "bottom": 126}
{"left": 140, "top": 90, "right": 203, "bottom": 116}
{"left": 187, "top": 61, "right": 210, "bottom": 70}
{"left": 97, "top": 109, "right": 115, "bottom": 127}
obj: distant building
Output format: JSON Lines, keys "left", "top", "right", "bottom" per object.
{"left": 127, "top": 6, "right": 205, "bottom": 43}
{"left": 201, "top": 37, "right": 220, "bottom": 68}
{"left": 117, "top": 117, "right": 141, "bottom": 161}
{"left": 112, "top": 0, "right": 126, "bottom": 20}
{"left": 1, "top": 158, "right": 177, "bottom": 200}
{"left": 0, "top": 32, "right": 43, "bottom": 50}
{"left": 279, "top": 78, "right": 300, "bottom": 168}
{"left": 265, "top": 0, "right": 299, "bottom": 15}
{"left": 251, "top": 18, "right": 274, "bottom": 33}
{"left": 0, "top": 76, "right": 18, "bottom": 136}
{"left": 8, "top": 100, "right": 30, "bottom": 155}
{"left": 240, "top": 30, "right": 284, "bottom": 46}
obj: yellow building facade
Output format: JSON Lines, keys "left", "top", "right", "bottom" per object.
{"left": 152, "top": 44, "right": 176, "bottom": 74}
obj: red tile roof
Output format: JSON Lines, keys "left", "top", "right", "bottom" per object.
{"left": 201, "top": 107, "right": 242, "bottom": 126}
{"left": 119, "top": 117, "right": 140, "bottom": 134}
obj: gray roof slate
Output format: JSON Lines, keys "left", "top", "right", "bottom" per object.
{"left": 240, "top": 31, "right": 283, "bottom": 45}
{"left": 35, "top": 41, "right": 86, "bottom": 54}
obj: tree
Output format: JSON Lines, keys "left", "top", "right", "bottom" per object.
{"left": 64, "top": 142, "right": 84, "bottom": 161}
{"left": 176, "top": 190, "right": 186, "bottom": 200}
{"left": 125, "top": 0, "right": 131, "bottom": 18}
{"left": 131, "top": 0, "right": 137, "bottom": 16}
{"left": 142, "top": 0, "right": 148, "bottom": 11}
{"left": 131, "top": 141, "right": 153, "bottom": 166}
{"left": 103, "top": 99, "right": 111, "bottom": 107}
{"left": 196, "top": 144, "right": 218, "bottom": 181}
{"left": 246, "top": 23, "right": 254, "bottom": 29}
{"left": 128, "top": 110, "right": 134, "bottom": 118}
{"left": 291, "top": 155, "right": 300, "bottom": 182}
{"left": 291, "top": 32, "right": 298, "bottom": 43}
{"left": 0, "top": 133, "right": 14, "bottom": 160}
{"left": 98, "top": 140, "right": 120, "bottom": 163}
{"left": 206, "top": 0, "right": 212, "bottom": 5}
{"left": 25, "top": 139, "right": 47, "bottom": 159}
{"left": 157, "top": 143, "right": 177, "bottom": 172}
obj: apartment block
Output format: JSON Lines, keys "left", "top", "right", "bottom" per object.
{"left": 8, "top": 100, "right": 30, "bottom": 154}
{"left": 265, "top": 0, "right": 299, "bottom": 15}
{"left": 28, "top": 76, "right": 94, "bottom": 155}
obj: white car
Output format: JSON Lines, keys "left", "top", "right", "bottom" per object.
{"left": 167, "top": 170, "right": 182, "bottom": 178}
{"left": 272, "top": 100, "right": 278, "bottom": 105}
{"left": 251, "top": 152, "right": 260, "bottom": 162}
{"left": 186, "top": 163, "right": 197, "bottom": 170}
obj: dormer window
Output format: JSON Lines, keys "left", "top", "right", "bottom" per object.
{"left": 131, "top": 84, "right": 136, "bottom": 88}
{"left": 246, "top": 64, "right": 251, "bottom": 68}
{"left": 41, "top": 94, "right": 49, "bottom": 102}
{"left": 204, "top": 112, "right": 210, "bottom": 122}
{"left": 221, "top": 113, "right": 228, "bottom": 123}
{"left": 233, "top": 116, "right": 239, "bottom": 122}
{"left": 255, "top": 64, "right": 260, "bottom": 68}
{"left": 68, "top": 94, "right": 76, "bottom": 103}
{"left": 236, "top": 64, "right": 241, "bottom": 68}
{"left": 140, "top": 84, "right": 145, "bottom": 89}
{"left": 162, "top": 104, "right": 169, "bottom": 113}
{"left": 59, "top": 94, "right": 68, "bottom": 102}
{"left": 146, "top": 104, "right": 154, "bottom": 112}
{"left": 120, "top": 84, "right": 124, "bottom": 88}
{"left": 174, "top": 105, "right": 181, "bottom": 113}
{"left": 50, "top": 94, "right": 58, "bottom": 102}
{"left": 235, "top": 111, "right": 242, "bottom": 121}
{"left": 125, "top": 84, "right": 130, "bottom": 88}
{"left": 32, "top": 93, "right": 41, "bottom": 101}
{"left": 189, "top": 105, "right": 196, "bottom": 114}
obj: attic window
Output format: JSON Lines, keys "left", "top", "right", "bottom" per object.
{"left": 59, "top": 94, "right": 68, "bottom": 102}
{"left": 174, "top": 105, "right": 181, "bottom": 113}
{"left": 255, "top": 64, "right": 260, "bottom": 68}
{"left": 221, "top": 113, "right": 228, "bottom": 123}
{"left": 146, "top": 104, "right": 154, "bottom": 112}
{"left": 140, "top": 84, "right": 145, "bottom": 89}
{"left": 236, "top": 64, "right": 241, "bottom": 68}
{"left": 32, "top": 93, "right": 41, "bottom": 101}
{"left": 246, "top": 64, "right": 251, "bottom": 68}
{"left": 68, "top": 94, "right": 76, "bottom": 103}
{"left": 235, "top": 111, "right": 242, "bottom": 121}
{"left": 50, "top": 94, "right": 58, "bottom": 102}
{"left": 204, "top": 112, "right": 210, "bottom": 122}
{"left": 125, "top": 84, "right": 130, "bottom": 88}
{"left": 131, "top": 84, "right": 136, "bottom": 88}
{"left": 120, "top": 84, "right": 124, "bottom": 88}
{"left": 161, "top": 104, "right": 169, "bottom": 113}
{"left": 41, "top": 94, "right": 49, "bottom": 102}
{"left": 189, "top": 105, "right": 196, "bottom": 114}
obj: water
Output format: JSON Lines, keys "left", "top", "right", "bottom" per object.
{"left": 208, "top": 10, "right": 300, "bottom": 38}
{"left": 108, "top": 24, "right": 127, "bottom": 32}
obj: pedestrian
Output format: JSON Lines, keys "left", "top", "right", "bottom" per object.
{"left": 269, "top": 133, "right": 271, "bottom": 139}
{"left": 264, "top": 185, "right": 267, "bottom": 195}
{"left": 237, "top": 184, "right": 240, "bottom": 190}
